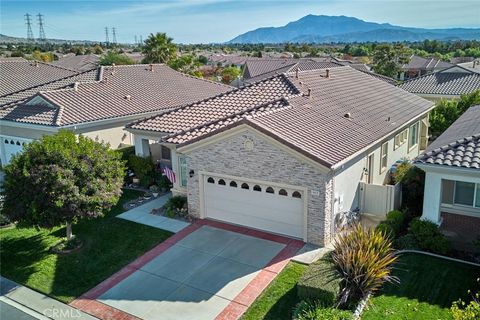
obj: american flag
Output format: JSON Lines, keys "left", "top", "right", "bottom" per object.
{"left": 163, "top": 167, "right": 176, "bottom": 184}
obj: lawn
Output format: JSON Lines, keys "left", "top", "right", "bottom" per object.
{"left": 0, "top": 189, "right": 172, "bottom": 303}
{"left": 242, "top": 262, "right": 307, "bottom": 320}
{"left": 362, "top": 253, "right": 480, "bottom": 320}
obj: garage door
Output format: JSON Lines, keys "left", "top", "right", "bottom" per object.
{"left": 203, "top": 174, "right": 304, "bottom": 239}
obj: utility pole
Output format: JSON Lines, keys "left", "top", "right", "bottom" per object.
{"left": 25, "top": 13, "right": 34, "bottom": 42}
{"left": 104, "top": 27, "right": 109, "bottom": 45}
{"left": 112, "top": 27, "right": 117, "bottom": 44}
{"left": 139, "top": 35, "right": 143, "bottom": 44}
{"left": 37, "top": 13, "right": 46, "bottom": 41}
{"left": 134, "top": 35, "right": 138, "bottom": 46}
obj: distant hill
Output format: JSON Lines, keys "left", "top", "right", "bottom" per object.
{"left": 0, "top": 34, "right": 98, "bottom": 45}
{"left": 228, "top": 15, "right": 480, "bottom": 43}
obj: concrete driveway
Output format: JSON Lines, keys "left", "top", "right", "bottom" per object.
{"left": 96, "top": 225, "right": 288, "bottom": 320}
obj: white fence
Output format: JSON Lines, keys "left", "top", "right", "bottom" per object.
{"left": 359, "top": 182, "right": 402, "bottom": 217}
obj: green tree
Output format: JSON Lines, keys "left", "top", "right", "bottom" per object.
{"left": 221, "top": 66, "right": 241, "bottom": 84}
{"left": 142, "top": 32, "right": 177, "bottom": 64}
{"left": 99, "top": 51, "right": 134, "bottom": 65}
{"left": 371, "top": 44, "right": 410, "bottom": 78}
{"left": 93, "top": 45, "right": 104, "bottom": 54}
{"left": 168, "top": 54, "right": 201, "bottom": 75}
{"left": 1, "top": 131, "right": 125, "bottom": 241}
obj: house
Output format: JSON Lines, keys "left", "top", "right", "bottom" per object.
{"left": 416, "top": 105, "right": 480, "bottom": 249}
{"left": 50, "top": 54, "right": 99, "bottom": 72}
{"left": 400, "top": 54, "right": 453, "bottom": 80}
{"left": 126, "top": 66, "right": 434, "bottom": 246}
{"left": 242, "top": 58, "right": 397, "bottom": 85}
{"left": 399, "top": 65, "right": 480, "bottom": 101}
{"left": 0, "top": 62, "right": 231, "bottom": 165}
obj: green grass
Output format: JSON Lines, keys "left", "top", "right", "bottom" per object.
{"left": 0, "top": 189, "right": 173, "bottom": 303}
{"left": 242, "top": 262, "right": 307, "bottom": 320}
{"left": 362, "top": 253, "right": 480, "bottom": 320}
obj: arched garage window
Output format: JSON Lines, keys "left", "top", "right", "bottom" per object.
{"left": 207, "top": 177, "right": 215, "bottom": 184}
{"left": 241, "top": 183, "right": 249, "bottom": 190}
{"left": 253, "top": 185, "right": 262, "bottom": 192}
{"left": 4, "top": 140, "right": 8, "bottom": 144}
{"left": 279, "top": 189, "right": 288, "bottom": 196}
{"left": 218, "top": 179, "right": 226, "bottom": 186}
{"left": 292, "top": 191, "right": 302, "bottom": 199}
{"left": 266, "top": 187, "right": 274, "bottom": 194}
{"left": 16, "top": 141, "right": 21, "bottom": 145}
{"left": 230, "top": 181, "right": 237, "bottom": 187}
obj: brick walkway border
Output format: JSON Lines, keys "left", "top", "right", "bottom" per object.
{"left": 70, "top": 220, "right": 304, "bottom": 320}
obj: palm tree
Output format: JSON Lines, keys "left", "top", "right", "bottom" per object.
{"left": 142, "top": 32, "right": 177, "bottom": 64}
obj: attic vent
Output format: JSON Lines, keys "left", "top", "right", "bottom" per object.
{"left": 344, "top": 112, "right": 352, "bottom": 119}
{"left": 386, "top": 116, "right": 391, "bottom": 122}
{"left": 124, "top": 95, "right": 132, "bottom": 101}
{"left": 326, "top": 69, "right": 330, "bottom": 78}
{"left": 307, "top": 88, "right": 312, "bottom": 97}
{"left": 149, "top": 64, "right": 154, "bottom": 72}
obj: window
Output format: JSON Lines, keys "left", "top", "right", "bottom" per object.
{"left": 179, "top": 157, "right": 187, "bottom": 187}
{"left": 292, "top": 191, "right": 302, "bottom": 198}
{"left": 241, "top": 183, "right": 249, "bottom": 190}
{"left": 266, "top": 187, "right": 274, "bottom": 194}
{"left": 408, "top": 122, "right": 419, "bottom": 150}
{"left": 453, "top": 181, "right": 480, "bottom": 207}
{"left": 230, "top": 181, "right": 237, "bottom": 187}
{"left": 253, "top": 185, "right": 262, "bottom": 192}
{"left": 394, "top": 129, "right": 408, "bottom": 150}
{"left": 207, "top": 177, "right": 215, "bottom": 184}
{"left": 161, "top": 146, "right": 171, "bottom": 160}
{"left": 380, "top": 142, "right": 388, "bottom": 173}
{"left": 218, "top": 179, "right": 226, "bottom": 185}
{"left": 476, "top": 184, "right": 480, "bottom": 208}
{"left": 279, "top": 189, "right": 288, "bottom": 196}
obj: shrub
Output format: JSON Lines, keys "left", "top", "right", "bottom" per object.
{"left": 293, "top": 300, "right": 353, "bottom": 320}
{"left": 395, "top": 233, "right": 420, "bottom": 250}
{"left": 0, "top": 213, "right": 11, "bottom": 226}
{"left": 375, "top": 222, "right": 395, "bottom": 239}
{"left": 450, "top": 279, "right": 480, "bottom": 320}
{"left": 393, "top": 161, "right": 425, "bottom": 217}
{"left": 127, "top": 155, "right": 155, "bottom": 187}
{"left": 332, "top": 224, "right": 399, "bottom": 307}
{"left": 376, "top": 210, "right": 406, "bottom": 239}
{"left": 163, "top": 196, "right": 188, "bottom": 218}
{"left": 297, "top": 255, "right": 342, "bottom": 306}
{"left": 407, "top": 218, "right": 451, "bottom": 255}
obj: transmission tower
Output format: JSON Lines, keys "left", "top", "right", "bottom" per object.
{"left": 25, "top": 14, "right": 34, "bottom": 42}
{"left": 105, "top": 27, "right": 110, "bottom": 45}
{"left": 112, "top": 27, "right": 117, "bottom": 44}
{"left": 134, "top": 35, "right": 138, "bottom": 45}
{"left": 37, "top": 13, "right": 46, "bottom": 41}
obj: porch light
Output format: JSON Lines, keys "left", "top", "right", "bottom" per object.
{"left": 189, "top": 170, "right": 195, "bottom": 178}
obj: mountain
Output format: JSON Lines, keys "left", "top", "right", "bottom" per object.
{"left": 228, "top": 15, "right": 480, "bottom": 43}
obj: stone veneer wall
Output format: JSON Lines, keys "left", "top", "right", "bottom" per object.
{"left": 183, "top": 130, "right": 334, "bottom": 246}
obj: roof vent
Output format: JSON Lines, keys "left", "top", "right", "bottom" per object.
{"left": 74, "top": 82, "right": 79, "bottom": 92}
{"left": 103, "top": 76, "right": 109, "bottom": 84}
{"left": 344, "top": 112, "right": 352, "bottom": 119}
{"left": 325, "top": 69, "right": 330, "bottom": 78}
{"left": 34, "top": 60, "right": 39, "bottom": 67}
{"left": 386, "top": 116, "right": 391, "bottom": 122}
{"left": 307, "top": 88, "right": 312, "bottom": 97}
{"left": 295, "top": 69, "right": 299, "bottom": 79}
{"left": 124, "top": 95, "right": 132, "bottom": 101}
{"left": 149, "top": 64, "right": 154, "bottom": 72}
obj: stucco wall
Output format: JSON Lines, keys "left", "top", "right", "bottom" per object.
{"left": 81, "top": 126, "right": 133, "bottom": 149}
{"left": 183, "top": 129, "right": 334, "bottom": 246}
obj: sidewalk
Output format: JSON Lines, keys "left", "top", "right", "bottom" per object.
{"left": 117, "top": 193, "right": 190, "bottom": 233}
{"left": 0, "top": 277, "right": 98, "bottom": 320}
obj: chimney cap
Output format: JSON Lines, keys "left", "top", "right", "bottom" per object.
{"left": 149, "top": 64, "right": 154, "bottom": 72}
{"left": 344, "top": 112, "right": 352, "bottom": 119}
{"left": 124, "top": 94, "right": 132, "bottom": 100}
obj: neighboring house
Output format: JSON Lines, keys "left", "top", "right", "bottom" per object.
{"left": 242, "top": 58, "right": 396, "bottom": 85}
{"left": 0, "top": 62, "right": 231, "bottom": 165}
{"left": 457, "top": 59, "right": 480, "bottom": 72}
{"left": 126, "top": 66, "right": 433, "bottom": 246}
{"left": 399, "top": 65, "right": 480, "bottom": 101}
{"left": 400, "top": 54, "right": 453, "bottom": 80}
{"left": 50, "top": 54, "right": 99, "bottom": 72}
{"left": 416, "top": 105, "right": 480, "bottom": 249}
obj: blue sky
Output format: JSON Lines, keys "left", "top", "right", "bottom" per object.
{"left": 1, "top": 1, "right": 479, "bottom": 43}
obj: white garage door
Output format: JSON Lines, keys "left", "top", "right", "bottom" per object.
{"left": 203, "top": 174, "right": 305, "bottom": 239}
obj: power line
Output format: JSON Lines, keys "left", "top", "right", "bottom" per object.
{"left": 25, "top": 13, "right": 34, "bottom": 42}
{"left": 37, "top": 13, "right": 46, "bottom": 41}
{"left": 104, "top": 27, "right": 109, "bottom": 45}
{"left": 112, "top": 27, "right": 117, "bottom": 44}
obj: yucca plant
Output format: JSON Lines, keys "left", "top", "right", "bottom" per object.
{"left": 332, "top": 223, "right": 399, "bottom": 307}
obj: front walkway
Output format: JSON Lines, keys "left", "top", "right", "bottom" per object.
{"left": 0, "top": 277, "right": 98, "bottom": 320}
{"left": 117, "top": 193, "right": 190, "bottom": 233}
{"left": 71, "top": 220, "right": 304, "bottom": 320}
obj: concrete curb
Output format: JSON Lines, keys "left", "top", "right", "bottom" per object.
{"left": 396, "top": 249, "right": 480, "bottom": 267}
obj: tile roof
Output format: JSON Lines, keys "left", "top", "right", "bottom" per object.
{"left": 1, "top": 64, "right": 232, "bottom": 126}
{"left": 50, "top": 54, "right": 99, "bottom": 72}
{"left": 128, "top": 74, "right": 300, "bottom": 133}
{"left": 0, "top": 60, "right": 79, "bottom": 98}
{"left": 399, "top": 66, "right": 480, "bottom": 96}
{"left": 403, "top": 55, "right": 453, "bottom": 71}
{"left": 416, "top": 105, "right": 480, "bottom": 170}
{"left": 150, "top": 66, "right": 433, "bottom": 167}
{"left": 243, "top": 59, "right": 299, "bottom": 79}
